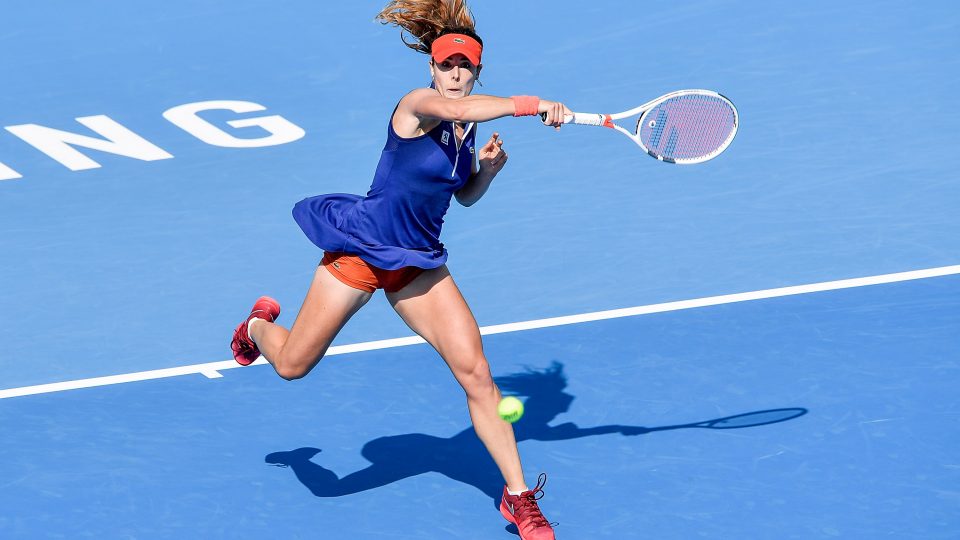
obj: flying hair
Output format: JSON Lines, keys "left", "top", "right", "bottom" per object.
{"left": 375, "top": 0, "right": 481, "bottom": 56}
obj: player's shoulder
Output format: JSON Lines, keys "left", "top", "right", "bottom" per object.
{"left": 396, "top": 88, "right": 443, "bottom": 122}
{"left": 406, "top": 87, "right": 436, "bottom": 97}
{"left": 399, "top": 87, "right": 437, "bottom": 105}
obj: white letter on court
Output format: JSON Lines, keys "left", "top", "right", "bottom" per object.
{"left": 0, "top": 161, "right": 23, "bottom": 181}
{"left": 5, "top": 116, "right": 174, "bottom": 171}
{"left": 163, "top": 100, "right": 305, "bottom": 148}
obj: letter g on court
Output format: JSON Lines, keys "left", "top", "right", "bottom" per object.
{"left": 162, "top": 100, "right": 305, "bottom": 148}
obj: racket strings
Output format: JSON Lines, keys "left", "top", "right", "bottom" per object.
{"left": 638, "top": 94, "right": 736, "bottom": 162}
{"left": 647, "top": 109, "right": 669, "bottom": 149}
{"left": 681, "top": 95, "right": 734, "bottom": 156}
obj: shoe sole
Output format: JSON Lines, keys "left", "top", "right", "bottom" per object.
{"left": 252, "top": 296, "right": 281, "bottom": 320}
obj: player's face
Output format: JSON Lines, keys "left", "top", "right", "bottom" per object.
{"left": 430, "top": 54, "right": 480, "bottom": 99}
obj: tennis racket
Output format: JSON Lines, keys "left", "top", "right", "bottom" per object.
{"left": 543, "top": 89, "right": 738, "bottom": 164}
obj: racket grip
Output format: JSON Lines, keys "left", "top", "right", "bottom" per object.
{"left": 539, "top": 112, "right": 604, "bottom": 126}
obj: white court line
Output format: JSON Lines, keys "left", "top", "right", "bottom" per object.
{"left": 2, "top": 264, "right": 958, "bottom": 401}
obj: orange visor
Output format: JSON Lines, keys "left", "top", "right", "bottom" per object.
{"left": 431, "top": 33, "right": 482, "bottom": 65}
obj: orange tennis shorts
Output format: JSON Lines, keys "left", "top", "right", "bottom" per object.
{"left": 321, "top": 251, "right": 424, "bottom": 293}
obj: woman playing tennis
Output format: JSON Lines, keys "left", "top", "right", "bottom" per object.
{"left": 230, "top": 1, "right": 569, "bottom": 537}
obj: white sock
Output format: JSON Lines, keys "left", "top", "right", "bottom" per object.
{"left": 247, "top": 317, "right": 264, "bottom": 341}
{"left": 507, "top": 488, "right": 526, "bottom": 496}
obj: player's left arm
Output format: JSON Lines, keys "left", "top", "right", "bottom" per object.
{"left": 455, "top": 132, "right": 507, "bottom": 207}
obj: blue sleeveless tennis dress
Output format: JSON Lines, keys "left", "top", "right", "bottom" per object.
{"left": 292, "top": 115, "right": 476, "bottom": 270}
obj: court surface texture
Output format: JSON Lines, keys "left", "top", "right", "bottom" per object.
{"left": 1, "top": 1, "right": 957, "bottom": 538}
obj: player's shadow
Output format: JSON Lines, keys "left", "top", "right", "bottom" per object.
{"left": 265, "top": 361, "right": 807, "bottom": 509}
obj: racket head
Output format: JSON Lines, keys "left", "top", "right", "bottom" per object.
{"left": 635, "top": 90, "right": 738, "bottom": 164}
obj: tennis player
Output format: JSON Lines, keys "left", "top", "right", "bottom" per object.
{"left": 231, "top": 1, "right": 569, "bottom": 537}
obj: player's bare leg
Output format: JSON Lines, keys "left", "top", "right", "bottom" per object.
{"left": 387, "top": 265, "right": 527, "bottom": 491}
{"left": 246, "top": 265, "right": 372, "bottom": 380}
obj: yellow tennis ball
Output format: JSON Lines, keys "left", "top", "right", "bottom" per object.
{"left": 498, "top": 396, "right": 524, "bottom": 423}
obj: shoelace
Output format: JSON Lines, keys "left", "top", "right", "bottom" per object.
{"left": 515, "top": 473, "right": 550, "bottom": 529}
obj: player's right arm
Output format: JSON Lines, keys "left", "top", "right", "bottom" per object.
{"left": 392, "top": 89, "right": 569, "bottom": 137}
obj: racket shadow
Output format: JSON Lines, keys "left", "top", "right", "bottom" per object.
{"left": 263, "top": 362, "right": 807, "bottom": 509}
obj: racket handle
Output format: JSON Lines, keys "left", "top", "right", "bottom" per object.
{"left": 539, "top": 112, "right": 605, "bottom": 126}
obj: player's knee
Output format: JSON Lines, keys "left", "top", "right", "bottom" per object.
{"left": 274, "top": 356, "right": 317, "bottom": 381}
{"left": 459, "top": 358, "right": 496, "bottom": 399}
{"left": 277, "top": 367, "right": 307, "bottom": 381}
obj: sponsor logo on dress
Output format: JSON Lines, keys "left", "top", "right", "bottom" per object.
{"left": 441, "top": 131, "right": 450, "bottom": 145}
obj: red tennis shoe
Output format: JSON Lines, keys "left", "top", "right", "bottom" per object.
{"left": 230, "top": 296, "right": 281, "bottom": 366}
{"left": 500, "top": 473, "right": 556, "bottom": 540}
